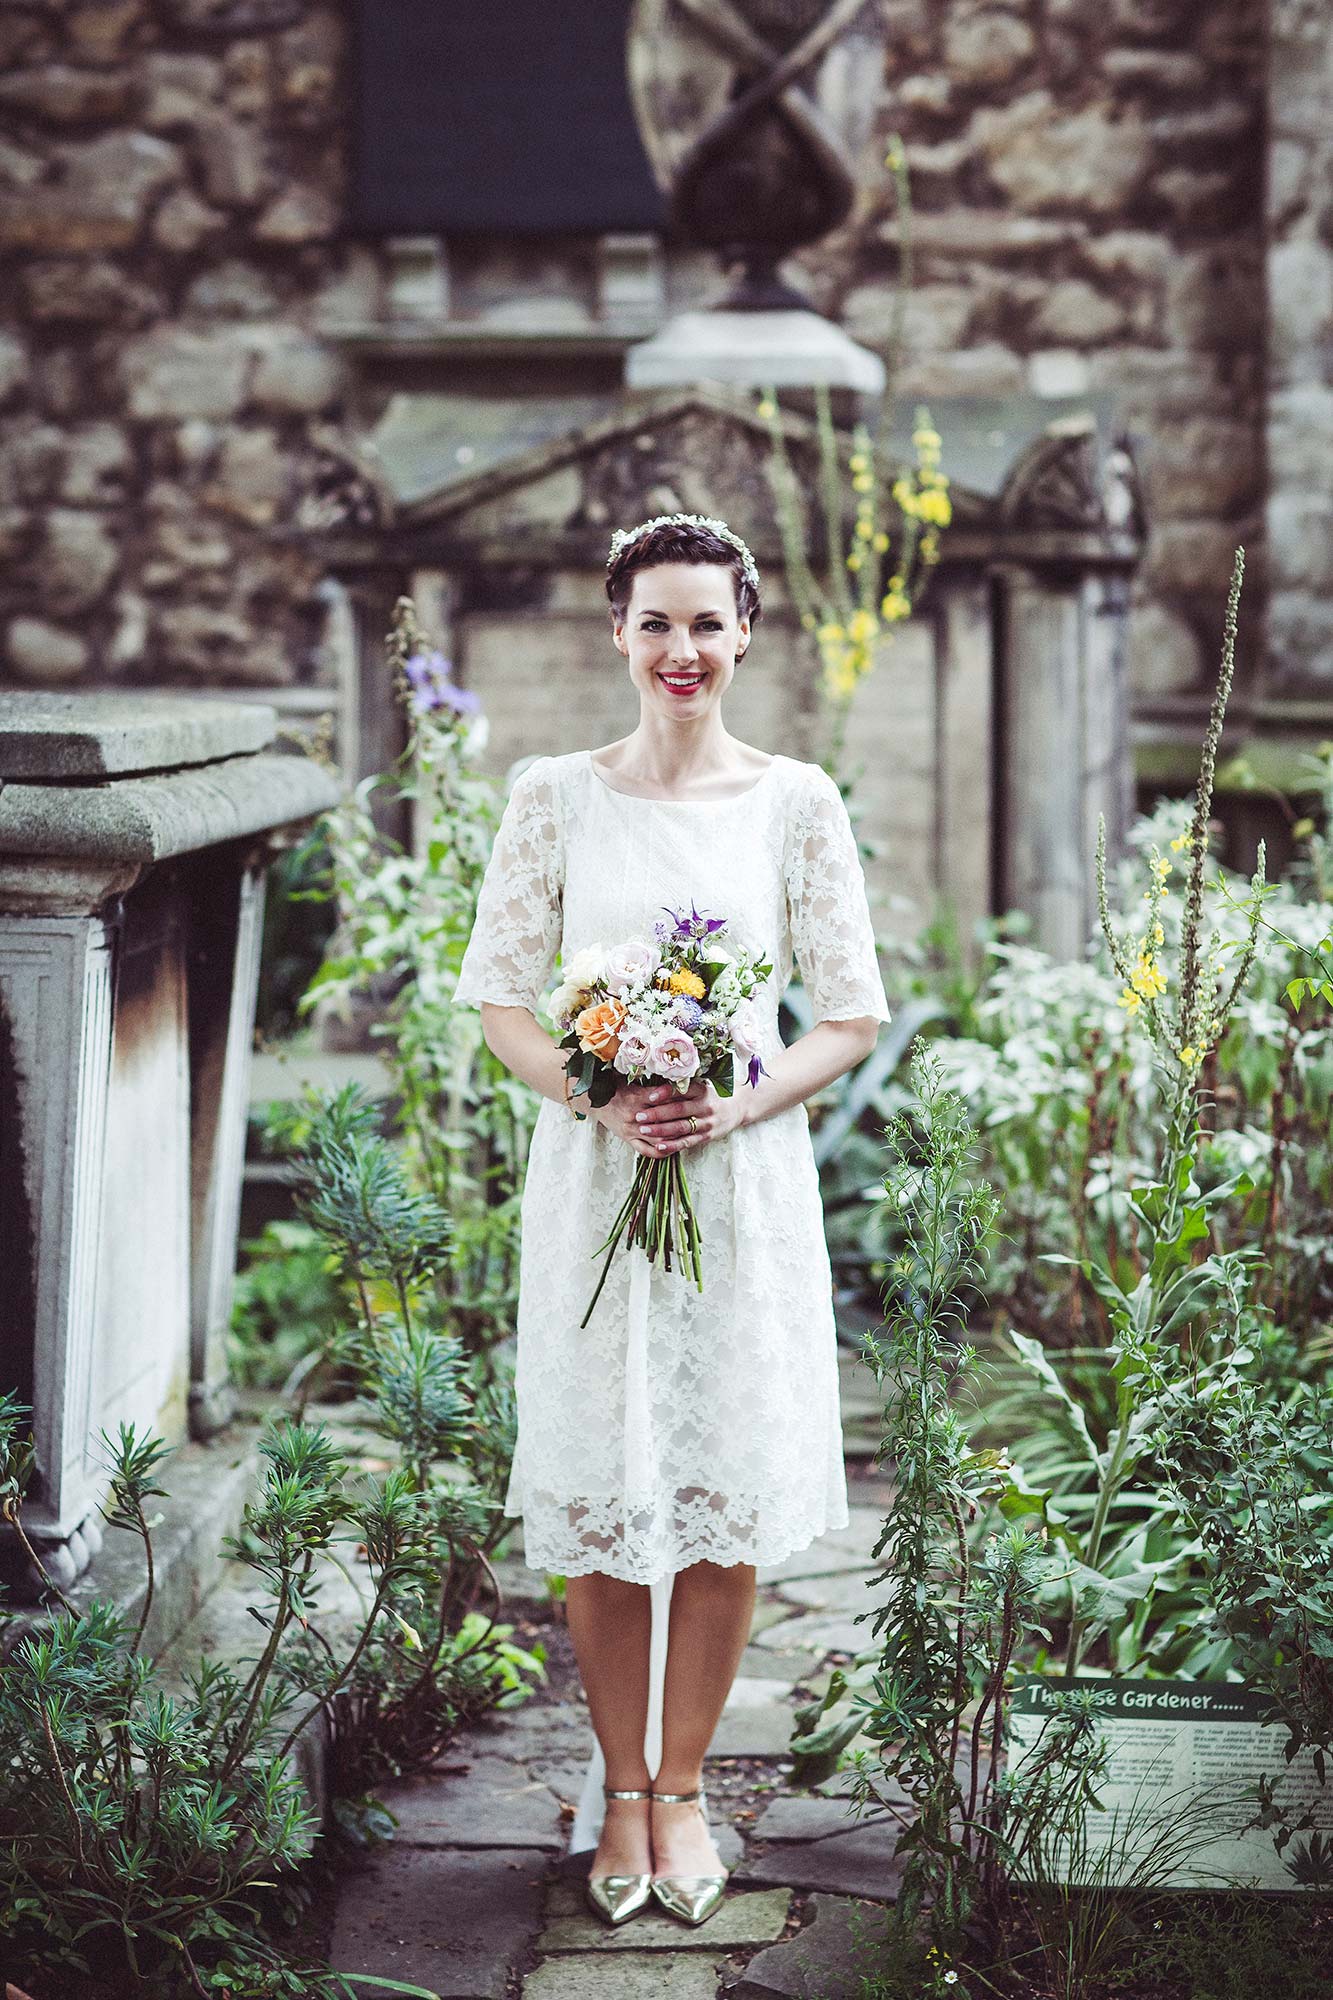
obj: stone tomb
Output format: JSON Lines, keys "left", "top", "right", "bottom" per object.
{"left": 323, "top": 383, "right": 1141, "bottom": 960}
{"left": 0, "top": 694, "right": 340, "bottom": 1594}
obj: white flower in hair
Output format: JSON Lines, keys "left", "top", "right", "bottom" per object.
{"left": 606, "top": 513, "right": 760, "bottom": 594}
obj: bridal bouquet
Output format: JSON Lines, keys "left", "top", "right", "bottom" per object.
{"left": 546, "top": 904, "right": 773, "bottom": 1327}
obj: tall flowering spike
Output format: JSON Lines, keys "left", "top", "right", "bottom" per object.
{"left": 1177, "top": 547, "right": 1244, "bottom": 1053}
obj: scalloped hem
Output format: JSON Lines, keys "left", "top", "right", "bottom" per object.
{"left": 511, "top": 1504, "right": 853, "bottom": 1588}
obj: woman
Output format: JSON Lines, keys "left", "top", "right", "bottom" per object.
{"left": 451, "top": 514, "right": 891, "bottom": 1927}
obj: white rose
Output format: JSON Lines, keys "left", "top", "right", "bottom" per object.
{"left": 548, "top": 981, "right": 581, "bottom": 1024}
{"left": 563, "top": 943, "right": 608, "bottom": 989}
{"left": 603, "top": 938, "right": 661, "bottom": 996}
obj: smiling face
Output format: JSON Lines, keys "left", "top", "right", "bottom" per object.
{"left": 611, "top": 562, "right": 750, "bottom": 715}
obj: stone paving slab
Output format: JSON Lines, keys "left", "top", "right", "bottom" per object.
{"left": 755, "top": 1510, "right": 885, "bottom": 1585}
{"left": 379, "top": 1756, "right": 566, "bottom": 1849}
{"left": 750, "top": 1613, "right": 868, "bottom": 1656}
{"left": 735, "top": 1642, "right": 824, "bottom": 1683}
{"left": 328, "top": 1844, "right": 548, "bottom": 2000}
{"left": 539, "top": 1883, "right": 791, "bottom": 1952}
{"left": 773, "top": 1570, "right": 882, "bottom": 1616}
{"left": 524, "top": 1952, "right": 727, "bottom": 1998}
{"left": 708, "top": 1697, "right": 800, "bottom": 1757}
{"left": 727, "top": 1894, "right": 892, "bottom": 1999}
{"left": 734, "top": 1813, "right": 903, "bottom": 1901}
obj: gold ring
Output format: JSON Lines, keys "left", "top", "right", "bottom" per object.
{"left": 687, "top": 1115, "right": 699, "bottom": 1134}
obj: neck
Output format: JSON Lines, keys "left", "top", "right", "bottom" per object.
{"left": 617, "top": 716, "right": 737, "bottom": 785}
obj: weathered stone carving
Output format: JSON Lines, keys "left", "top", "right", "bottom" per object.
{"left": 627, "top": 0, "right": 881, "bottom": 305}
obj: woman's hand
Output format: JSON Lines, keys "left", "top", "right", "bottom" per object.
{"left": 592, "top": 1078, "right": 746, "bottom": 1156}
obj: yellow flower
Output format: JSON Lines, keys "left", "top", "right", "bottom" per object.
{"left": 846, "top": 551, "right": 863, "bottom": 570}
{"left": 848, "top": 452, "right": 869, "bottom": 473}
{"left": 913, "top": 425, "right": 942, "bottom": 454}
{"left": 1117, "top": 988, "right": 1142, "bottom": 1015}
{"left": 1169, "top": 832, "right": 1192, "bottom": 853}
{"left": 1153, "top": 855, "right": 1172, "bottom": 881}
{"left": 818, "top": 621, "right": 846, "bottom": 645}
{"left": 756, "top": 397, "right": 777, "bottom": 420}
{"left": 916, "top": 488, "right": 953, "bottom": 527}
{"left": 1178, "top": 1044, "right": 1203, "bottom": 1068}
{"left": 855, "top": 518, "right": 874, "bottom": 541}
{"left": 1152, "top": 922, "right": 1165, "bottom": 947}
{"left": 920, "top": 529, "right": 940, "bottom": 561}
{"left": 892, "top": 477, "right": 918, "bottom": 514}
{"left": 1130, "top": 954, "right": 1166, "bottom": 999}
{"left": 848, "top": 609, "right": 878, "bottom": 643}
{"left": 801, "top": 611, "right": 817, "bottom": 630}
{"left": 881, "top": 589, "right": 911, "bottom": 622}
{"left": 668, "top": 968, "right": 706, "bottom": 999}
{"left": 872, "top": 530, "right": 889, "bottom": 551}
{"left": 852, "top": 472, "right": 874, "bottom": 493}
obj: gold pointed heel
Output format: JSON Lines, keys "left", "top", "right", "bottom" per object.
{"left": 585, "top": 1787, "right": 653, "bottom": 1927}
{"left": 649, "top": 1787, "right": 729, "bottom": 1928}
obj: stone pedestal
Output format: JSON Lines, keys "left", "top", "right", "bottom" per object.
{"left": 0, "top": 694, "right": 341, "bottom": 1596}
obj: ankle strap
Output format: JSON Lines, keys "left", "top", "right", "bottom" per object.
{"left": 603, "top": 1786, "right": 651, "bottom": 1800}
{"left": 651, "top": 1788, "right": 702, "bottom": 1804}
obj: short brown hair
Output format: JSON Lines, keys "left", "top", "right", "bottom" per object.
{"left": 605, "top": 518, "right": 763, "bottom": 629}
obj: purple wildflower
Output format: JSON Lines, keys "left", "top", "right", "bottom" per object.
{"left": 404, "top": 650, "right": 482, "bottom": 717}
{"left": 746, "top": 1052, "right": 769, "bottom": 1089}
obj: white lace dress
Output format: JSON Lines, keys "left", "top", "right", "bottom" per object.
{"left": 451, "top": 747, "right": 892, "bottom": 1588}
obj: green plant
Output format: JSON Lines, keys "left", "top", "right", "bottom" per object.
{"left": 0, "top": 1087, "right": 542, "bottom": 1997}
{"left": 793, "top": 1043, "right": 1098, "bottom": 1960}
{"left": 757, "top": 134, "right": 950, "bottom": 775}
{"left": 301, "top": 598, "right": 537, "bottom": 1371}
{"left": 0, "top": 1397, "right": 427, "bottom": 1997}
{"left": 228, "top": 1219, "right": 345, "bottom": 1395}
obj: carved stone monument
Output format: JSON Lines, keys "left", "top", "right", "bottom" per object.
{"left": 0, "top": 696, "right": 340, "bottom": 1595}
{"left": 625, "top": 0, "right": 885, "bottom": 391}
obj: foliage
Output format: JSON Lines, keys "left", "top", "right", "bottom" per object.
{"left": 298, "top": 598, "right": 536, "bottom": 1373}
{"left": 792, "top": 1043, "right": 1103, "bottom": 1963}
{"left": 0, "top": 1087, "right": 541, "bottom": 1998}
{"left": 758, "top": 134, "right": 950, "bottom": 775}
{"left": 228, "top": 1220, "right": 345, "bottom": 1393}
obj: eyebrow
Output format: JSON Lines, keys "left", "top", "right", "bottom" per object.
{"left": 638, "top": 608, "right": 728, "bottom": 618}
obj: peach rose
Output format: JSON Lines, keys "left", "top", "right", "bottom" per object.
{"left": 575, "top": 996, "right": 626, "bottom": 1059}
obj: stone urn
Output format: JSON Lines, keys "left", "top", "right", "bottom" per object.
{"left": 627, "top": 0, "right": 883, "bottom": 307}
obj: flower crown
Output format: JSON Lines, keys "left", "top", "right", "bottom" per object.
{"left": 606, "top": 513, "right": 760, "bottom": 596}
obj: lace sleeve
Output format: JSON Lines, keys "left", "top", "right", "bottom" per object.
{"left": 453, "top": 757, "right": 564, "bottom": 1014}
{"left": 784, "top": 764, "right": 892, "bottom": 1028}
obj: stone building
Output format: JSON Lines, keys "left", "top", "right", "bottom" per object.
{"left": 0, "top": 1, "right": 1328, "bottom": 900}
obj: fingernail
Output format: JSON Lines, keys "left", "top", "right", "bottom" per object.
{"left": 636, "top": 1113, "right": 647, "bottom": 1123}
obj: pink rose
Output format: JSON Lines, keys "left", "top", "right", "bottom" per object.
{"left": 649, "top": 1029, "right": 700, "bottom": 1081}
{"left": 730, "top": 1000, "right": 761, "bottom": 1059}
{"left": 613, "top": 1027, "right": 653, "bottom": 1075}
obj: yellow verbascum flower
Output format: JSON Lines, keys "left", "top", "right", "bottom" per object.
{"left": 1117, "top": 987, "right": 1142, "bottom": 1015}
{"left": 1178, "top": 1045, "right": 1203, "bottom": 1068}
{"left": 1130, "top": 953, "right": 1167, "bottom": 999}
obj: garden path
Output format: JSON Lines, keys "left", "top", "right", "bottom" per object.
{"left": 328, "top": 1353, "right": 906, "bottom": 1999}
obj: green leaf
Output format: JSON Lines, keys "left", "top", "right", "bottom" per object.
{"left": 1007, "top": 1330, "right": 1099, "bottom": 1466}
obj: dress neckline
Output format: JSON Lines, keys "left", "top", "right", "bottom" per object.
{"left": 583, "top": 747, "right": 779, "bottom": 806}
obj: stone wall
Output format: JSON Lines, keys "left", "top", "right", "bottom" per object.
{"left": 0, "top": 0, "right": 373, "bottom": 694}
{"left": 1265, "top": 0, "right": 1333, "bottom": 691}
{"left": 0, "top": 0, "right": 1313, "bottom": 710}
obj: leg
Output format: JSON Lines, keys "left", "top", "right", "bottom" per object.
{"left": 653, "top": 1559, "right": 756, "bottom": 1875}
{"left": 565, "top": 1571, "right": 653, "bottom": 1876}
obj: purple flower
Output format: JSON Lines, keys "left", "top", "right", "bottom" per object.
{"left": 404, "top": 651, "right": 482, "bottom": 717}
{"left": 672, "top": 996, "right": 704, "bottom": 1030}
{"left": 746, "top": 1052, "right": 769, "bottom": 1089}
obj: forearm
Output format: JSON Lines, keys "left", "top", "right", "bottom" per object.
{"left": 736, "top": 1019, "right": 879, "bottom": 1129}
{"left": 479, "top": 1003, "right": 573, "bottom": 1107}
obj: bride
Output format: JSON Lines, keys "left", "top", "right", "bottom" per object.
{"left": 451, "top": 513, "right": 890, "bottom": 1926}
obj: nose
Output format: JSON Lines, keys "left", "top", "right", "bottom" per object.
{"left": 667, "top": 631, "right": 699, "bottom": 666}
